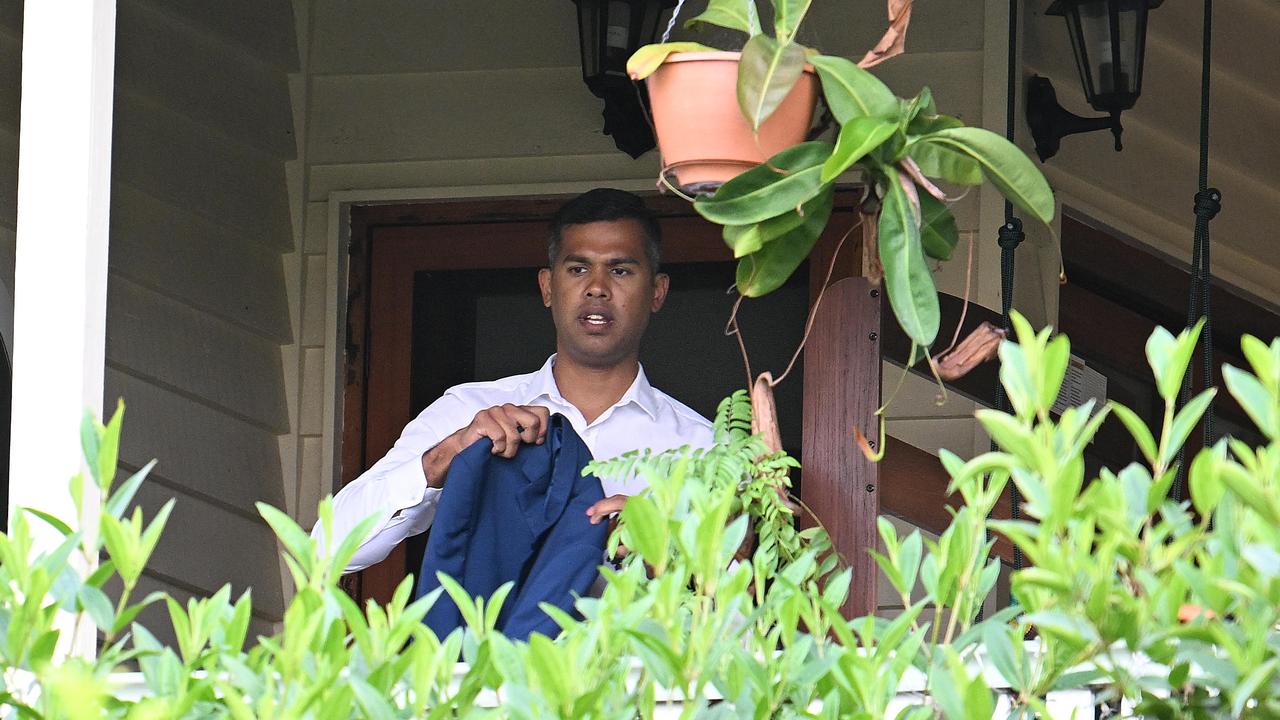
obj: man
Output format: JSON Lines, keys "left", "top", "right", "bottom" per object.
{"left": 318, "top": 188, "right": 714, "bottom": 573}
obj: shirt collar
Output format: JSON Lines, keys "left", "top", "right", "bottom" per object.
{"left": 532, "top": 354, "right": 660, "bottom": 421}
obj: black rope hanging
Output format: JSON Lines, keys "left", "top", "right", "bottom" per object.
{"left": 1173, "top": 0, "right": 1219, "bottom": 503}
{"left": 994, "top": 0, "right": 1025, "bottom": 579}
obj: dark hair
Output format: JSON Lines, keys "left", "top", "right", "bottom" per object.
{"left": 547, "top": 188, "right": 662, "bottom": 274}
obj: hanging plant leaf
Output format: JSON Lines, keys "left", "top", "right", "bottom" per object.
{"left": 879, "top": 171, "right": 939, "bottom": 346}
{"left": 627, "top": 42, "right": 717, "bottom": 80}
{"left": 773, "top": 0, "right": 817, "bottom": 42}
{"left": 919, "top": 193, "right": 959, "bottom": 261}
{"left": 724, "top": 209, "right": 806, "bottom": 259}
{"left": 811, "top": 55, "right": 898, "bottom": 122}
{"left": 907, "top": 112, "right": 963, "bottom": 138}
{"left": 684, "top": 0, "right": 763, "bottom": 35}
{"left": 736, "top": 187, "right": 835, "bottom": 297}
{"left": 822, "top": 116, "right": 898, "bottom": 182}
{"left": 908, "top": 141, "right": 983, "bottom": 186}
{"left": 900, "top": 87, "right": 936, "bottom": 130}
{"left": 737, "top": 35, "right": 807, "bottom": 130}
{"left": 694, "top": 141, "right": 833, "bottom": 226}
{"left": 919, "top": 127, "right": 1055, "bottom": 224}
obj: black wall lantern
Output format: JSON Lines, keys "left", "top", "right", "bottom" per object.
{"left": 571, "top": 0, "right": 675, "bottom": 159}
{"left": 1027, "top": 0, "right": 1162, "bottom": 161}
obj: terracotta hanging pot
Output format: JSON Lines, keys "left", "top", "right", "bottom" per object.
{"left": 645, "top": 51, "right": 818, "bottom": 194}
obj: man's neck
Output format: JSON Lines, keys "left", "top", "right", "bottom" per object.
{"left": 552, "top": 354, "right": 640, "bottom": 425}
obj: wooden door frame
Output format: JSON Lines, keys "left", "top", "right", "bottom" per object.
{"left": 339, "top": 190, "right": 881, "bottom": 613}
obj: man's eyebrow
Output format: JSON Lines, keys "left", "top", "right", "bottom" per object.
{"left": 562, "top": 254, "right": 641, "bottom": 266}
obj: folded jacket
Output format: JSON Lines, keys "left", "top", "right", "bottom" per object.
{"left": 415, "top": 414, "right": 608, "bottom": 640}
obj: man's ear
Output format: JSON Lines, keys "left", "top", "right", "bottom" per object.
{"left": 538, "top": 267, "right": 553, "bottom": 307}
{"left": 650, "top": 272, "right": 670, "bottom": 312}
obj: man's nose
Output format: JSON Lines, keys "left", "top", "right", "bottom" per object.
{"left": 584, "top": 270, "right": 610, "bottom": 298}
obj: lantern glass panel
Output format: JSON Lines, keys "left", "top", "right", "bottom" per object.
{"left": 1064, "top": 0, "right": 1147, "bottom": 113}
{"left": 576, "top": 0, "right": 601, "bottom": 83}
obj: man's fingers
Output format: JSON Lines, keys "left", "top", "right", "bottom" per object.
{"left": 586, "top": 494, "right": 628, "bottom": 524}
{"left": 503, "top": 404, "right": 545, "bottom": 445}
{"left": 530, "top": 406, "right": 551, "bottom": 443}
{"left": 476, "top": 408, "right": 518, "bottom": 456}
{"left": 469, "top": 404, "right": 555, "bottom": 457}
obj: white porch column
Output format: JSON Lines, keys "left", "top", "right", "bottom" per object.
{"left": 9, "top": 0, "right": 118, "bottom": 656}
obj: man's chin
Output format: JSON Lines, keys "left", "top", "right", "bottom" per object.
{"left": 559, "top": 341, "right": 637, "bottom": 370}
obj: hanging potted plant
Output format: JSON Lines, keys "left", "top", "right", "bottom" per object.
{"left": 629, "top": 0, "right": 1055, "bottom": 366}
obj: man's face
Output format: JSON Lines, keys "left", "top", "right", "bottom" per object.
{"left": 538, "top": 219, "right": 669, "bottom": 370}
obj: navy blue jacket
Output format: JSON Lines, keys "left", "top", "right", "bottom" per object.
{"left": 415, "top": 414, "right": 608, "bottom": 640}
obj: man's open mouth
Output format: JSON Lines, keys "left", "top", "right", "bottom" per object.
{"left": 580, "top": 312, "right": 614, "bottom": 328}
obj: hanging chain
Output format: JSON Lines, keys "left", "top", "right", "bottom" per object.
{"left": 981, "top": 0, "right": 1024, "bottom": 621}
{"left": 1173, "top": 0, "right": 1219, "bottom": 503}
{"left": 999, "top": 0, "right": 1024, "bottom": 578}
{"left": 660, "top": 0, "right": 689, "bottom": 42}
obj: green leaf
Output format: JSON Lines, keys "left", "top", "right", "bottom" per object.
{"left": 918, "top": 127, "right": 1054, "bottom": 224}
{"left": 1024, "top": 610, "right": 1098, "bottom": 647}
{"left": 1223, "top": 363, "right": 1279, "bottom": 440}
{"left": 1162, "top": 388, "right": 1216, "bottom": 467}
{"left": 907, "top": 112, "right": 964, "bottom": 138}
{"left": 878, "top": 171, "right": 939, "bottom": 346}
{"left": 737, "top": 34, "right": 806, "bottom": 130}
{"left": 257, "top": 502, "right": 313, "bottom": 567}
{"left": 1217, "top": 460, "right": 1280, "bottom": 524}
{"left": 97, "top": 399, "right": 125, "bottom": 491}
{"left": 684, "top": 0, "right": 762, "bottom": 35}
{"left": 1239, "top": 334, "right": 1280, "bottom": 392}
{"left": 694, "top": 141, "right": 833, "bottom": 225}
{"left": 1109, "top": 402, "right": 1157, "bottom": 466}
{"left": 77, "top": 584, "right": 115, "bottom": 632}
{"left": 810, "top": 54, "right": 898, "bottom": 121}
{"left": 619, "top": 496, "right": 668, "bottom": 563}
{"left": 773, "top": 0, "right": 815, "bottom": 41}
{"left": 919, "top": 193, "right": 958, "bottom": 261}
{"left": 821, "top": 116, "right": 898, "bottom": 182}
{"left": 977, "top": 409, "right": 1035, "bottom": 461}
{"left": 1232, "top": 658, "right": 1278, "bottom": 719}
{"left": 723, "top": 209, "right": 804, "bottom": 259}
{"left": 908, "top": 141, "right": 983, "bottom": 185}
{"left": 735, "top": 186, "right": 834, "bottom": 296}
{"left": 1146, "top": 319, "right": 1203, "bottom": 404}
{"left": 350, "top": 677, "right": 398, "bottom": 720}
{"left": 900, "top": 87, "right": 936, "bottom": 131}
{"left": 81, "top": 409, "right": 101, "bottom": 485}
{"left": 1040, "top": 334, "right": 1071, "bottom": 411}
{"left": 962, "top": 677, "right": 995, "bottom": 720}
{"left": 105, "top": 461, "right": 155, "bottom": 521}
{"left": 626, "top": 42, "right": 716, "bottom": 80}
{"left": 1187, "top": 445, "right": 1226, "bottom": 517}
{"left": 22, "top": 508, "right": 73, "bottom": 537}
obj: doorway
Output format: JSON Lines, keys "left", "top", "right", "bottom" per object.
{"left": 341, "top": 194, "right": 849, "bottom": 604}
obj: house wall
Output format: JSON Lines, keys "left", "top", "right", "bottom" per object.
{"left": 104, "top": 0, "right": 301, "bottom": 640}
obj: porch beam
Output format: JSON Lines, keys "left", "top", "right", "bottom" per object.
{"left": 9, "top": 0, "right": 118, "bottom": 657}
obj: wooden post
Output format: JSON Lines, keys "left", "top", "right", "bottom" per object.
{"left": 801, "top": 276, "right": 881, "bottom": 618}
{"left": 9, "top": 0, "right": 119, "bottom": 658}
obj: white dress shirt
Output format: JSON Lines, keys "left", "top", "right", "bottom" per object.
{"left": 316, "top": 355, "right": 713, "bottom": 573}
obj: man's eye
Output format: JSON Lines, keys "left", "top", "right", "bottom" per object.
{"left": 611, "top": 268, "right": 631, "bottom": 276}
{"left": 568, "top": 266, "right": 587, "bottom": 275}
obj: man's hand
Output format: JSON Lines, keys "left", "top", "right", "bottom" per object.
{"left": 421, "top": 404, "right": 550, "bottom": 488}
{"left": 585, "top": 494, "right": 628, "bottom": 526}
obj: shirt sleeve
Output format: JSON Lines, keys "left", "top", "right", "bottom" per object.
{"left": 311, "top": 392, "right": 476, "bottom": 573}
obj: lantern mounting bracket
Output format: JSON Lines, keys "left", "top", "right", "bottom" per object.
{"left": 1026, "top": 75, "right": 1123, "bottom": 162}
